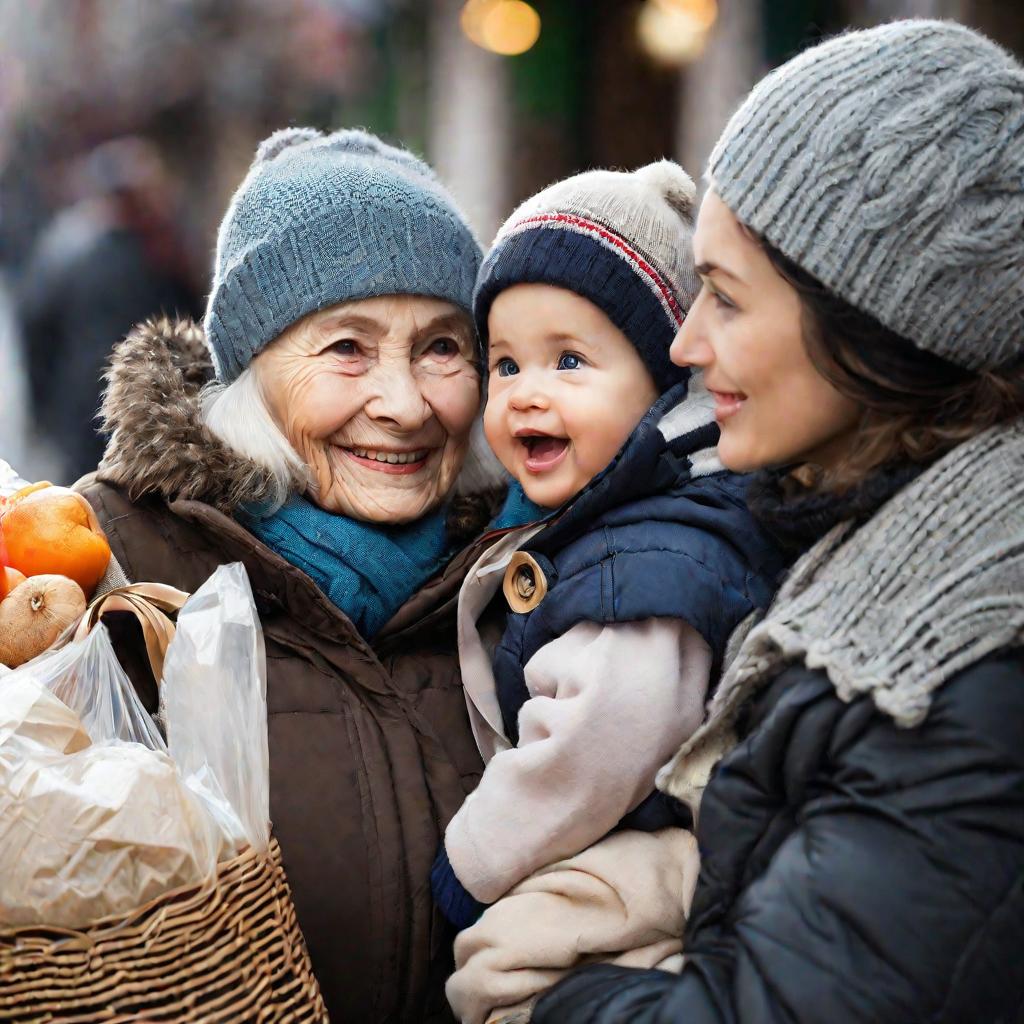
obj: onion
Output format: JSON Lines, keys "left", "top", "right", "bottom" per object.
{"left": 0, "top": 575, "right": 87, "bottom": 668}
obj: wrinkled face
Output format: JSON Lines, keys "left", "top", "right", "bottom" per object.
{"left": 485, "top": 284, "right": 659, "bottom": 509}
{"left": 670, "top": 191, "right": 861, "bottom": 473}
{"left": 254, "top": 295, "right": 480, "bottom": 523}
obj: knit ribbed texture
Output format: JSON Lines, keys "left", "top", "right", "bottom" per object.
{"left": 474, "top": 161, "right": 701, "bottom": 393}
{"left": 205, "top": 128, "right": 481, "bottom": 382}
{"left": 240, "top": 494, "right": 453, "bottom": 639}
{"left": 431, "top": 844, "right": 487, "bottom": 932}
{"left": 709, "top": 19, "right": 1024, "bottom": 371}
{"left": 658, "top": 420, "right": 1024, "bottom": 812}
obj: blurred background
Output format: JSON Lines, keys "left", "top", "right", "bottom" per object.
{"left": 2, "top": 0, "right": 1022, "bottom": 483}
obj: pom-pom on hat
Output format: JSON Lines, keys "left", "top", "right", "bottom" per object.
{"left": 709, "top": 19, "right": 1024, "bottom": 371}
{"left": 204, "top": 127, "right": 482, "bottom": 382}
{"left": 474, "top": 160, "right": 701, "bottom": 393}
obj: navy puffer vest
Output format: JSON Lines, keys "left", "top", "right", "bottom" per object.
{"left": 493, "top": 381, "right": 786, "bottom": 827}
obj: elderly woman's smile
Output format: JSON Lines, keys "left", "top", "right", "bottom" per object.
{"left": 254, "top": 294, "right": 481, "bottom": 524}
{"left": 344, "top": 448, "right": 429, "bottom": 470}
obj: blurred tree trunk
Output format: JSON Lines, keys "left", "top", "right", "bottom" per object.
{"left": 676, "top": 0, "right": 765, "bottom": 190}
{"left": 847, "top": 0, "right": 1024, "bottom": 59}
{"left": 848, "top": 0, "right": 964, "bottom": 19}
{"left": 427, "top": 0, "right": 511, "bottom": 241}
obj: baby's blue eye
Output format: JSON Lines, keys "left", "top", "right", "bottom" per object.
{"left": 557, "top": 352, "right": 583, "bottom": 370}
{"left": 496, "top": 357, "right": 519, "bottom": 377}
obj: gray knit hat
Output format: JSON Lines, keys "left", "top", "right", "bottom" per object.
{"left": 205, "top": 127, "right": 482, "bottom": 382}
{"left": 709, "top": 19, "right": 1024, "bottom": 371}
{"left": 474, "top": 160, "right": 700, "bottom": 393}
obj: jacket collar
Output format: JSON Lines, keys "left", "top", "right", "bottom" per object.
{"left": 746, "top": 461, "right": 924, "bottom": 558}
{"left": 528, "top": 372, "right": 723, "bottom": 555}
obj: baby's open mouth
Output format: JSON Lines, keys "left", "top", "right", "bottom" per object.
{"left": 517, "top": 433, "right": 570, "bottom": 473}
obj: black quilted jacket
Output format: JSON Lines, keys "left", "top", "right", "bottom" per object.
{"left": 534, "top": 650, "right": 1024, "bottom": 1024}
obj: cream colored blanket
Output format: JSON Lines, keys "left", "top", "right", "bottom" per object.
{"left": 446, "top": 827, "right": 699, "bottom": 1024}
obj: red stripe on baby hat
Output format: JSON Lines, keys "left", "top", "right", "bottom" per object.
{"left": 509, "top": 212, "right": 684, "bottom": 325}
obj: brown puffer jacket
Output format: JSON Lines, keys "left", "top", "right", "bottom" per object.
{"left": 77, "top": 318, "right": 502, "bottom": 1023}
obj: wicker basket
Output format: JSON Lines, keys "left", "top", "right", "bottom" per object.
{"left": 0, "top": 838, "right": 328, "bottom": 1023}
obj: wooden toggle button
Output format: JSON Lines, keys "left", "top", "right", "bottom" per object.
{"left": 503, "top": 551, "right": 548, "bottom": 613}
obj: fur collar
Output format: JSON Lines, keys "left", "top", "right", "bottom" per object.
{"left": 97, "top": 318, "right": 283, "bottom": 514}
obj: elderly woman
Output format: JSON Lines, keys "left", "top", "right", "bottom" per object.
{"left": 78, "top": 128, "right": 526, "bottom": 1023}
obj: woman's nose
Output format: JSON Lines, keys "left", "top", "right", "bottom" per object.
{"left": 670, "top": 300, "right": 713, "bottom": 369}
{"left": 365, "top": 362, "right": 431, "bottom": 430}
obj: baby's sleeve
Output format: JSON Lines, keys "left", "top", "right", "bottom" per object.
{"left": 443, "top": 617, "right": 711, "bottom": 904}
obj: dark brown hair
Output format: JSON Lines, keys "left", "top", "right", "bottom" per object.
{"left": 759, "top": 240, "right": 1024, "bottom": 491}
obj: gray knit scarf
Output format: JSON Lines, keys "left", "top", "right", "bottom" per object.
{"left": 658, "top": 421, "right": 1024, "bottom": 813}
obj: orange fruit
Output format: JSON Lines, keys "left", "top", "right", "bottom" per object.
{"left": 0, "top": 529, "right": 10, "bottom": 600}
{"left": 1, "top": 487, "right": 111, "bottom": 597}
{"left": 8, "top": 481, "right": 53, "bottom": 504}
{"left": 0, "top": 481, "right": 53, "bottom": 519}
{"left": 0, "top": 566, "right": 27, "bottom": 601}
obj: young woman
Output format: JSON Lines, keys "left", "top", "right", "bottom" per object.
{"left": 531, "top": 20, "right": 1024, "bottom": 1024}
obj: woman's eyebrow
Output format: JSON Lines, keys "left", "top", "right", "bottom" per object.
{"left": 695, "top": 260, "right": 742, "bottom": 283}
{"left": 416, "top": 313, "right": 471, "bottom": 338}
{"left": 316, "top": 313, "right": 381, "bottom": 336}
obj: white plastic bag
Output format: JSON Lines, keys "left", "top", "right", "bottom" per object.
{"left": 162, "top": 562, "right": 270, "bottom": 854}
{"left": 18, "top": 625, "right": 166, "bottom": 752}
{"left": 0, "top": 561, "right": 270, "bottom": 927}
{"left": 0, "top": 668, "right": 221, "bottom": 927}
{"left": 0, "top": 458, "right": 30, "bottom": 498}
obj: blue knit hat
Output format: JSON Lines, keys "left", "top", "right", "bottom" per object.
{"left": 205, "top": 127, "right": 482, "bottom": 382}
{"left": 474, "top": 160, "right": 701, "bottom": 393}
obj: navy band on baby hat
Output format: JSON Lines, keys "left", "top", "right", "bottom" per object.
{"left": 204, "top": 127, "right": 482, "bottom": 383}
{"left": 474, "top": 161, "right": 701, "bottom": 394}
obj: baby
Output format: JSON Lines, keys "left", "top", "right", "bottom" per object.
{"left": 432, "top": 161, "right": 783, "bottom": 930}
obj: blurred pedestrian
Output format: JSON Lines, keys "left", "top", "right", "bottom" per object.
{"left": 19, "top": 136, "right": 200, "bottom": 481}
{"left": 0, "top": 269, "right": 28, "bottom": 469}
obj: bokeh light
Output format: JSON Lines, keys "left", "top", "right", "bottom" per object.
{"left": 460, "top": 0, "right": 541, "bottom": 57}
{"left": 637, "top": 0, "right": 718, "bottom": 65}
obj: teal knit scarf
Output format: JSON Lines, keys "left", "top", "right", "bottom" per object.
{"left": 242, "top": 485, "right": 542, "bottom": 639}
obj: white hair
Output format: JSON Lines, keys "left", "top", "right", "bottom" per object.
{"left": 454, "top": 415, "right": 508, "bottom": 495}
{"left": 201, "top": 368, "right": 310, "bottom": 513}
{"left": 200, "top": 366, "right": 506, "bottom": 513}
